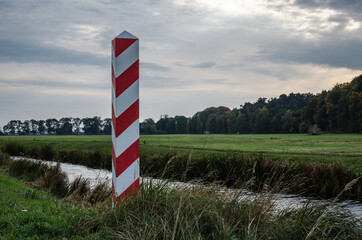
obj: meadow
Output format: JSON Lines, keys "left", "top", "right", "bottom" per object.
{"left": 0, "top": 134, "right": 361, "bottom": 201}
{"left": 0, "top": 134, "right": 361, "bottom": 170}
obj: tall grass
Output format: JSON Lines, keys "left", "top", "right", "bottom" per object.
{"left": 1, "top": 141, "right": 361, "bottom": 201}
{"left": 83, "top": 180, "right": 362, "bottom": 239}
{"left": 141, "top": 151, "right": 362, "bottom": 201}
{"left": 0, "top": 150, "right": 361, "bottom": 239}
{"left": 0, "top": 151, "right": 110, "bottom": 205}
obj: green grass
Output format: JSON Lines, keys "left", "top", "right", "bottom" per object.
{"left": 1, "top": 170, "right": 361, "bottom": 240}
{"left": 0, "top": 171, "right": 99, "bottom": 239}
{"left": 0, "top": 133, "right": 361, "bottom": 170}
{"left": 141, "top": 134, "right": 362, "bottom": 171}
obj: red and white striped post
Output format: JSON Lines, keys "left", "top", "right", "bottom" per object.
{"left": 111, "top": 31, "right": 140, "bottom": 204}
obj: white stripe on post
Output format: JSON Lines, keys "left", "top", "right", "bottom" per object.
{"left": 111, "top": 31, "right": 140, "bottom": 204}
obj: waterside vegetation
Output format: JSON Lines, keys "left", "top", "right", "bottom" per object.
{"left": 0, "top": 136, "right": 361, "bottom": 202}
{"left": 0, "top": 152, "right": 361, "bottom": 239}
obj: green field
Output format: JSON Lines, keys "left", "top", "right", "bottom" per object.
{"left": 0, "top": 134, "right": 361, "bottom": 170}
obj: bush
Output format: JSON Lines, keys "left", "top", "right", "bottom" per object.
{"left": 0, "top": 151, "right": 11, "bottom": 167}
{"left": 42, "top": 163, "right": 69, "bottom": 198}
{"left": 8, "top": 159, "right": 48, "bottom": 181}
{"left": 39, "top": 144, "right": 55, "bottom": 160}
{"left": 2, "top": 142, "right": 26, "bottom": 156}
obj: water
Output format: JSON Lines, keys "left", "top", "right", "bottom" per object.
{"left": 11, "top": 156, "right": 362, "bottom": 221}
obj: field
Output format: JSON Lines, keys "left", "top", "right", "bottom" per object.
{"left": 0, "top": 134, "right": 361, "bottom": 170}
{"left": 1, "top": 134, "right": 362, "bottom": 238}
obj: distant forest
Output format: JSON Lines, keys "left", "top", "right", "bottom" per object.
{"left": 1, "top": 74, "right": 361, "bottom": 136}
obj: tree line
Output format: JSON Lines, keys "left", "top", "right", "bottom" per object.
{"left": 1, "top": 74, "right": 361, "bottom": 135}
{"left": 1, "top": 117, "right": 111, "bottom": 135}
{"left": 141, "top": 74, "right": 361, "bottom": 134}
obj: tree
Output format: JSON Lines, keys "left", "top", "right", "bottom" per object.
{"left": 30, "top": 119, "right": 39, "bottom": 135}
{"left": 82, "top": 117, "right": 101, "bottom": 135}
{"left": 270, "top": 116, "right": 280, "bottom": 133}
{"left": 3, "top": 120, "right": 20, "bottom": 135}
{"left": 254, "top": 107, "right": 269, "bottom": 133}
{"left": 57, "top": 118, "right": 73, "bottom": 135}
{"left": 237, "top": 113, "right": 249, "bottom": 134}
{"left": 156, "top": 116, "right": 168, "bottom": 133}
{"left": 102, "top": 118, "right": 112, "bottom": 135}
{"left": 227, "top": 110, "right": 238, "bottom": 133}
{"left": 21, "top": 120, "right": 30, "bottom": 135}
{"left": 140, "top": 118, "right": 157, "bottom": 134}
{"left": 73, "top": 118, "right": 82, "bottom": 135}
{"left": 38, "top": 120, "right": 46, "bottom": 135}
{"left": 281, "top": 110, "right": 292, "bottom": 133}
{"left": 195, "top": 114, "right": 203, "bottom": 134}
{"left": 45, "top": 118, "right": 59, "bottom": 135}
{"left": 206, "top": 114, "right": 217, "bottom": 133}
{"left": 166, "top": 118, "right": 176, "bottom": 134}
{"left": 175, "top": 116, "right": 188, "bottom": 134}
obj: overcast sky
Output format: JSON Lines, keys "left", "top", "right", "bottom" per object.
{"left": 0, "top": 0, "right": 361, "bottom": 127}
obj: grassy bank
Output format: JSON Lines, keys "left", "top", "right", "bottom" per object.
{"left": 1, "top": 140, "right": 361, "bottom": 201}
{"left": 0, "top": 134, "right": 361, "bottom": 169}
{"left": 0, "top": 172, "right": 100, "bottom": 239}
{"left": 0, "top": 152, "right": 361, "bottom": 239}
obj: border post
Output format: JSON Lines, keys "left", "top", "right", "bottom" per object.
{"left": 111, "top": 31, "right": 140, "bottom": 203}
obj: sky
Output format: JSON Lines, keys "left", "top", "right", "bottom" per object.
{"left": 0, "top": 0, "right": 361, "bottom": 128}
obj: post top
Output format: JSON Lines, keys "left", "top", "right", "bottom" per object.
{"left": 116, "top": 31, "right": 138, "bottom": 39}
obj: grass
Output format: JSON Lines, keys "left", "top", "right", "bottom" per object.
{"left": 0, "top": 134, "right": 361, "bottom": 170}
{"left": 0, "top": 135, "right": 361, "bottom": 201}
{"left": 141, "top": 134, "right": 362, "bottom": 170}
{"left": 0, "top": 164, "right": 361, "bottom": 239}
{"left": 0, "top": 172, "right": 100, "bottom": 239}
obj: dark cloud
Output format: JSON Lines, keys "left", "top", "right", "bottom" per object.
{"left": 0, "top": 39, "right": 107, "bottom": 66}
{"left": 294, "top": 0, "right": 362, "bottom": 10}
{"left": 294, "top": 0, "right": 362, "bottom": 20}
{"left": 257, "top": 38, "right": 362, "bottom": 70}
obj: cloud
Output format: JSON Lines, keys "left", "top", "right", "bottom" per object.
{"left": 256, "top": 38, "right": 362, "bottom": 70}
{"left": 0, "top": 39, "right": 107, "bottom": 66}
{"left": 176, "top": 61, "right": 217, "bottom": 68}
{"left": 0, "top": 0, "right": 361, "bottom": 127}
{"left": 142, "top": 62, "right": 170, "bottom": 71}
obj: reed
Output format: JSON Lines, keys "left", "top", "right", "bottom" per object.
{"left": 2, "top": 141, "right": 361, "bottom": 201}
{"left": 0, "top": 151, "right": 361, "bottom": 239}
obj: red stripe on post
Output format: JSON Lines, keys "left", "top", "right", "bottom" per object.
{"left": 114, "top": 60, "right": 139, "bottom": 98}
{"left": 112, "top": 38, "right": 137, "bottom": 57}
{"left": 115, "top": 139, "right": 139, "bottom": 177}
{"left": 116, "top": 178, "right": 140, "bottom": 200}
{"left": 112, "top": 99, "right": 139, "bottom": 138}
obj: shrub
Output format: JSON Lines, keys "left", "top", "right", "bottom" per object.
{"left": 0, "top": 150, "right": 11, "bottom": 167}
{"left": 8, "top": 159, "right": 48, "bottom": 181}
{"left": 87, "top": 181, "right": 111, "bottom": 205}
{"left": 2, "top": 142, "right": 26, "bottom": 156}
{"left": 39, "top": 144, "right": 55, "bottom": 160}
{"left": 42, "top": 163, "right": 69, "bottom": 198}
